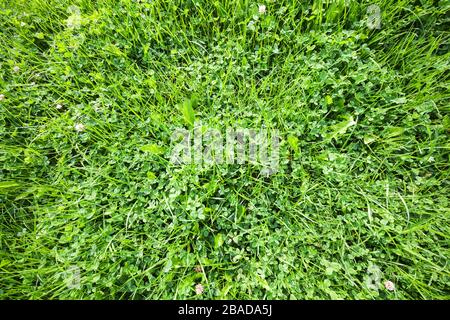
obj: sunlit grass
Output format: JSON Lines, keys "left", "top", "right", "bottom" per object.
{"left": 0, "top": 0, "right": 449, "bottom": 299}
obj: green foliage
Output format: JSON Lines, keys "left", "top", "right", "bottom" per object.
{"left": 0, "top": 0, "right": 449, "bottom": 300}
{"left": 181, "top": 97, "right": 197, "bottom": 128}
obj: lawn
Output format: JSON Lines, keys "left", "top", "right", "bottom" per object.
{"left": 0, "top": 0, "right": 449, "bottom": 299}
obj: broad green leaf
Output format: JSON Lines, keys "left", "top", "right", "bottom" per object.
{"left": 181, "top": 97, "right": 196, "bottom": 128}
{"left": 324, "top": 262, "right": 341, "bottom": 275}
{"left": 140, "top": 144, "right": 164, "bottom": 154}
{"left": 214, "top": 233, "right": 224, "bottom": 248}
{"left": 363, "top": 134, "right": 378, "bottom": 145}
{"left": 163, "top": 259, "right": 173, "bottom": 273}
{"left": 287, "top": 135, "right": 299, "bottom": 154}
{"left": 391, "top": 97, "right": 407, "bottom": 104}
{"left": 383, "top": 127, "right": 404, "bottom": 138}
{"left": 325, "top": 115, "right": 357, "bottom": 141}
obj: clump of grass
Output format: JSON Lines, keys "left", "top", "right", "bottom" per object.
{"left": 0, "top": 0, "right": 449, "bottom": 299}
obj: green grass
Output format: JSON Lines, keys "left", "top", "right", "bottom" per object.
{"left": 0, "top": 0, "right": 449, "bottom": 299}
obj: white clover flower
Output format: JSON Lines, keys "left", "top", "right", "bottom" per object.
{"left": 384, "top": 280, "right": 395, "bottom": 291}
{"left": 13, "top": 66, "right": 20, "bottom": 73}
{"left": 56, "top": 104, "right": 63, "bottom": 109}
{"left": 0, "top": 94, "right": 5, "bottom": 101}
{"left": 74, "top": 123, "right": 85, "bottom": 132}
{"left": 195, "top": 283, "right": 204, "bottom": 295}
{"left": 259, "top": 4, "right": 266, "bottom": 14}
{"left": 20, "top": 22, "right": 26, "bottom": 27}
